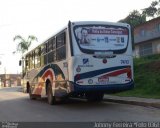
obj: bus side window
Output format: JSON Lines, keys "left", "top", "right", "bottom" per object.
{"left": 35, "top": 48, "right": 41, "bottom": 68}
{"left": 45, "top": 42, "right": 48, "bottom": 53}
{"left": 25, "top": 55, "right": 29, "bottom": 70}
{"left": 48, "top": 39, "right": 53, "bottom": 52}
{"left": 29, "top": 52, "right": 34, "bottom": 69}
{"left": 53, "top": 37, "right": 56, "bottom": 50}
{"left": 38, "top": 47, "right": 41, "bottom": 66}
{"left": 48, "top": 39, "right": 54, "bottom": 63}
{"left": 32, "top": 51, "right": 35, "bottom": 68}
{"left": 56, "top": 32, "right": 66, "bottom": 61}
{"left": 41, "top": 44, "right": 45, "bottom": 67}
{"left": 53, "top": 37, "right": 56, "bottom": 61}
{"left": 29, "top": 53, "right": 32, "bottom": 69}
{"left": 44, "top": 42, "right": 48, "bottom": 65}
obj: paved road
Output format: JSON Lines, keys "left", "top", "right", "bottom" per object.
{"left": 0, "top": 87, "right": 160, "bottom": 122}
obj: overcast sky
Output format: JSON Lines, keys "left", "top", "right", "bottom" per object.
{"left": 0, "top": 0, "right": 152, "bottom": 74}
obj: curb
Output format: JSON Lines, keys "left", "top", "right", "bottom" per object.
{"left": 104, "top": 96, "right": 160, "bottom": 109}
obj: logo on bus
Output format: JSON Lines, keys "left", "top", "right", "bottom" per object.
{"left": 78, "top": 58, "right": 93, "bottom": 68}
{"left": 83, "top": 58, "right": 89, "bottom": 65}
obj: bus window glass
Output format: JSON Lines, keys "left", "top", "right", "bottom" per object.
{"left": 41, "top": 44, "right": 45, "bottom": 55}
{"left": 56, "top": 33, "right": 65, "bottom": 48}
{"left": 29, "top": 53, "right": 33, "bottom": 69}
{"left": 48, "top": 40, "right": 53, "bottom": 52}
{"left": 56, "top": 32, "right": 66, "bottom": 60}
{"left": 32, "top": 51, "right": 35, "bottom": 68}
{"left": 35, "top": 48, "right": 41, "bottom": 68}
{"left": 40, "top": 45, "right": 44, "bottom": 66}
{"left": 25, "top": 55, "right": 29, "bottom": 70}
{"left": 52, "top": 38, "right": 56, "bottom": 50}
{"left": 73, "top": 25, "right": 129, "bottom": 54}
{"left": 48, "top": 51, "right": 55, "bottom": 63}
{"left": 45, "top": 42, "right": 48, "bottom": 53}
{"left": 44, "top": 43, "right": 48, "bottom": 64}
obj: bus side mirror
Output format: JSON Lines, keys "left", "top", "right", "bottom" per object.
{"left": 19, "top": 60, "right": 22, "bottom": 66}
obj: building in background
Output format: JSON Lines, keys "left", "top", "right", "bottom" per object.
{"left": 134, "top": 17, "right": 160, "bottom": 57}
{"left": 0, "top": 74, "right": 21, "bottom": 87}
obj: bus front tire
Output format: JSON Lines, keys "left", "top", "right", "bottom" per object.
{"left": 86, "top": 92, "right": 104, "bottom": 102}
{"left": 47, "top": 84, "right": 56, "bottom": 105}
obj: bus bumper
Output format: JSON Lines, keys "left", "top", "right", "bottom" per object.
{"left": 72, "top": 80, "right": 134, "bottom": 94}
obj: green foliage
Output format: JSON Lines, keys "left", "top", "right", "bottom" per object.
{"left": 116, "top": 0, "right": 160, "bottom": 99}
{"left": 119, "top": 10, "right": 146, "bottom": 50}
{"left": 142, "top": 0, "right": 160, "bottom": 18}
{"left": 13, "top": 35, "right": 38, "bottom": 54}
{"left": 116, "top": 54, "right": 160, "bottom": 99}
{"left": 119, "top": 0, "right": 160, "bottom": 51}
{"left": 119, "top": 10, "right": 146, "bottom": 28}
{"left": 119, "top": 0, "right": 160, "bottom": 28}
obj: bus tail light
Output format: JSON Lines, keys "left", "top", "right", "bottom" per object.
{"left": 127, "top": 69, "right": 132, "bottom": 78}
{"left": 75, "top": 74, "right": 81, "bottom": 80}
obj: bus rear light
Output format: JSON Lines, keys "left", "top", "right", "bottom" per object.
{"left": 75, "top": 74, "right": 81, "bottom": 80}
{"left": 127, "top": 70, "right": 132, "bottom": 78}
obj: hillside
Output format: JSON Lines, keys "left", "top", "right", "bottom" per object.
{"left": 116, "top": 54, "right": 160, "bottom": 99}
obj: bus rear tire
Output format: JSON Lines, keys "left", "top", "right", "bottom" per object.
{"left": 86, "top": 92, "right": 104, "bottom": 102}
{"left": 47, "top": 83, "right": 56, "bottom": 105}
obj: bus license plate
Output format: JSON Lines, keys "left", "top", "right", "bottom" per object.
{"left": 98, "top": 77, "right": 109, "bottom": 85}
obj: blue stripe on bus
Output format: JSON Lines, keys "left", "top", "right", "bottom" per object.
{"left": 74, "top": 66, "right": 130, "bottom": 82}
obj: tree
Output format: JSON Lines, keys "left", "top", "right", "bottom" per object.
{"left": 119, "top": 10, "right": 146, "bottom": 28}
{"left": 13, "top": 35, "right": 38, "bottom": 54}
{"left": 118, "top": 0, "right": 160, "bottom": 49}
{"left": 142, "top": 0, "right": 160, "bottom": 18}
{"left": 119, "top": 10, "right": 146, "bottom": 49}
{"left": 13, "top": 35, "right": 38, "bottom": 79}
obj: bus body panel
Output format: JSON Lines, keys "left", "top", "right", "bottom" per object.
{"left": 28, "top": 62, "right": 70, "bottom": 97}
{"left": 68, "top": 21, "right": 134, "bottom": 93}
{"left": 73, "top": 55, "right": 133, "bottom": 85}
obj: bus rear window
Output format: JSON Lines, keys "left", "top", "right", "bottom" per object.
{"left": 73, "top": 25, "right": 129, "bottom": 54}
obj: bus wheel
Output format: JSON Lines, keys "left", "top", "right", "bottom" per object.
{"left": 86, "top": 92, "right": 104, "bottom": 102}
{"left": 47, "top": 83, "right": 56, "bottom": 105}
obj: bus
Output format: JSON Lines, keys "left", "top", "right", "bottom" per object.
{"left": 21, "top": 21, "right": 134, "bottom": 105}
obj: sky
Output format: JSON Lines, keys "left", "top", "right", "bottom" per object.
{"left": 0, "top": 0, "right": 153, "bottom": 74}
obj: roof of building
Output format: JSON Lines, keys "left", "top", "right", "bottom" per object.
{"left": 135, "top": 16, "right": 160, "bottom": 28}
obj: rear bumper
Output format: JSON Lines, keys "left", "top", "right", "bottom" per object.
{"left": 72, "top": 80, "right": 134, "bottom": 93}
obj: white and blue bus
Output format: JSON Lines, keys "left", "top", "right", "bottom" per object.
{"left": 21, "top": 21, "right": 134, "bottom": 105}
